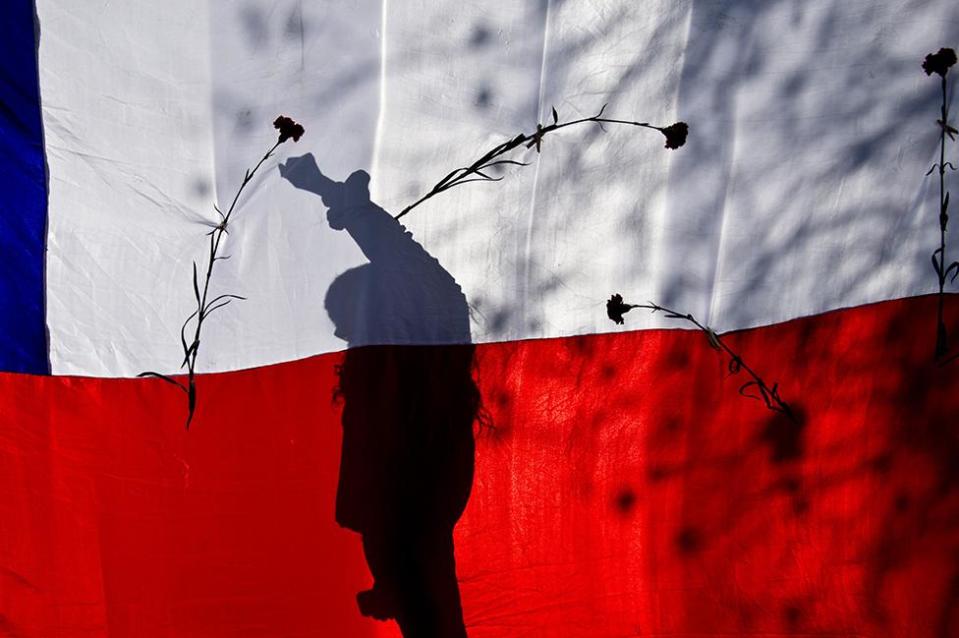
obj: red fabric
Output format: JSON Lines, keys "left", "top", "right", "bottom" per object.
{"left": 2, "top": 294, "right": 958, "bottom": 637}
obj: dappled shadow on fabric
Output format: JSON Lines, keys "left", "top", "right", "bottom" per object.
{"left": 457, "top": 293, "right": 959, "bottom": 637}
{"left": 3, "top": 295, "right": 959, "bottom": 637}
{"left": 281, "top": 154, "right": 478, "bottom": 637}
{"left": 659, "top": 0, "right": 948, "bottom": 329}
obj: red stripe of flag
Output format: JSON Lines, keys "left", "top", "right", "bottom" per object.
{"left": 2, "top": 294, "right": 958, "bottom": 636}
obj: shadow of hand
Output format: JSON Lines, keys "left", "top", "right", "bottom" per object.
{"left": 279, "top": 155, "right": 374, "bottom": 231}
{"left": 278, "top": 153, "right": 323, "bottom": 193}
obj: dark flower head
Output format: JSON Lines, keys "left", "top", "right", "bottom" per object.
{"left": 607, "top": 293, "right": 635, "bottom": 325}
{"left": 922, "top": 48, "right": 957, "bottom": 77}
{"left": 273, "top": 115, "right": 305, "bottom": 143}
{"left": 660, "top": 122, "right": 688, "bottom": 149}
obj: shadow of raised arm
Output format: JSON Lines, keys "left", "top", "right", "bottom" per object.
{"left": 279, "top": 153, "right": 470, "bottom": 346}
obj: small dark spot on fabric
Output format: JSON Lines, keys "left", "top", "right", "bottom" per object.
{"left": 780, "top": 475, "right": 801, "bottom": 493}
{"left": 490, "top": 310, "right": 510, "bottom": 333}
{"left": 469, "top": 24, "right": 492, "bottom": 48}
{"left": 285, "top": 6, "right": 304, "bottom": 39}
{"left": 665, "top": 350, "right": 689, "bottom": 370}
{"left": 647, "top": 466, "right": 670, "bottom": 482}
{"left": 895, "top": 492, "right": 910, "bottom": 512}
{"left": 614, "top": 486, "right": 636, "bottom": 514}
{"left": 191, "top": 178, "right": 210, "bottom": 197}
{"left": 871, "top": 452, "right": 893, "bottom": 474}
{"left": 663, "top": 416, "right": 682, "bottom": 432}
{"left": 476, "top": 85, "right": 493, "bottom": 109}
{"left": 676, "top": 526, "right": 702, "bottom": 554}
{"left": 235, "top": 107, "right": 255, "bottom": 133}
{"left": 240, "top": 5, "right": 268, "bottom": 50}
{"left": 784, "top": 604, "right": 803, "bottom": 627}
{"left": 570, "top": 335, "right": 594, "bottom": 355}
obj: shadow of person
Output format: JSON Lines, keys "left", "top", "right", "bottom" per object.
{"left": 280, "top": 154, "right": 478, "bottom": 638}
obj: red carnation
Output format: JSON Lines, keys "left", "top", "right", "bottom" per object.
{"left": 273, "top": 115, "right": 305, "bottom": 143}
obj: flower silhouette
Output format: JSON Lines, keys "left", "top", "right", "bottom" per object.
{"left": 606, "top": 294, "right": 637, "bottom": 325}
{"left": 922, "top": 48, "right": 957, "bottom": 77}
{"left": 660, "top": 122, "right": 688, "bottom": 149}
{"left": 274, "top": 115, "right": 305, "bottom": 143}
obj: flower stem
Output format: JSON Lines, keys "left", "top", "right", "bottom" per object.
{"left": 141, "top": 140, "right": 281, "bottom": 429}
{"left": 395, "top": 105, "right": 677, "bottom": 220}
{"left": 935, "top": 74, "right": 952, "bottom": 359}
{"left": 633, "top": 301, "right": 795, "bottom": 421}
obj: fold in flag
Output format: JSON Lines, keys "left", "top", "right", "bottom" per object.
{"left": 2, "top": 1, "right": 959, "bottom": 636}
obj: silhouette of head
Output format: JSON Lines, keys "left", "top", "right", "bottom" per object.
{"left": 324, "top": 264, "right": 371, "bottom": 344}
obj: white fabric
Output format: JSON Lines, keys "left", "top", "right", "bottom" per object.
{"left": 38, "top": 0, "right": 959, "bottom": 377}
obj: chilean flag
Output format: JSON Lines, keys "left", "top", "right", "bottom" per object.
{"left": 3, "top": 0, "right": 959, "bottom": 636}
